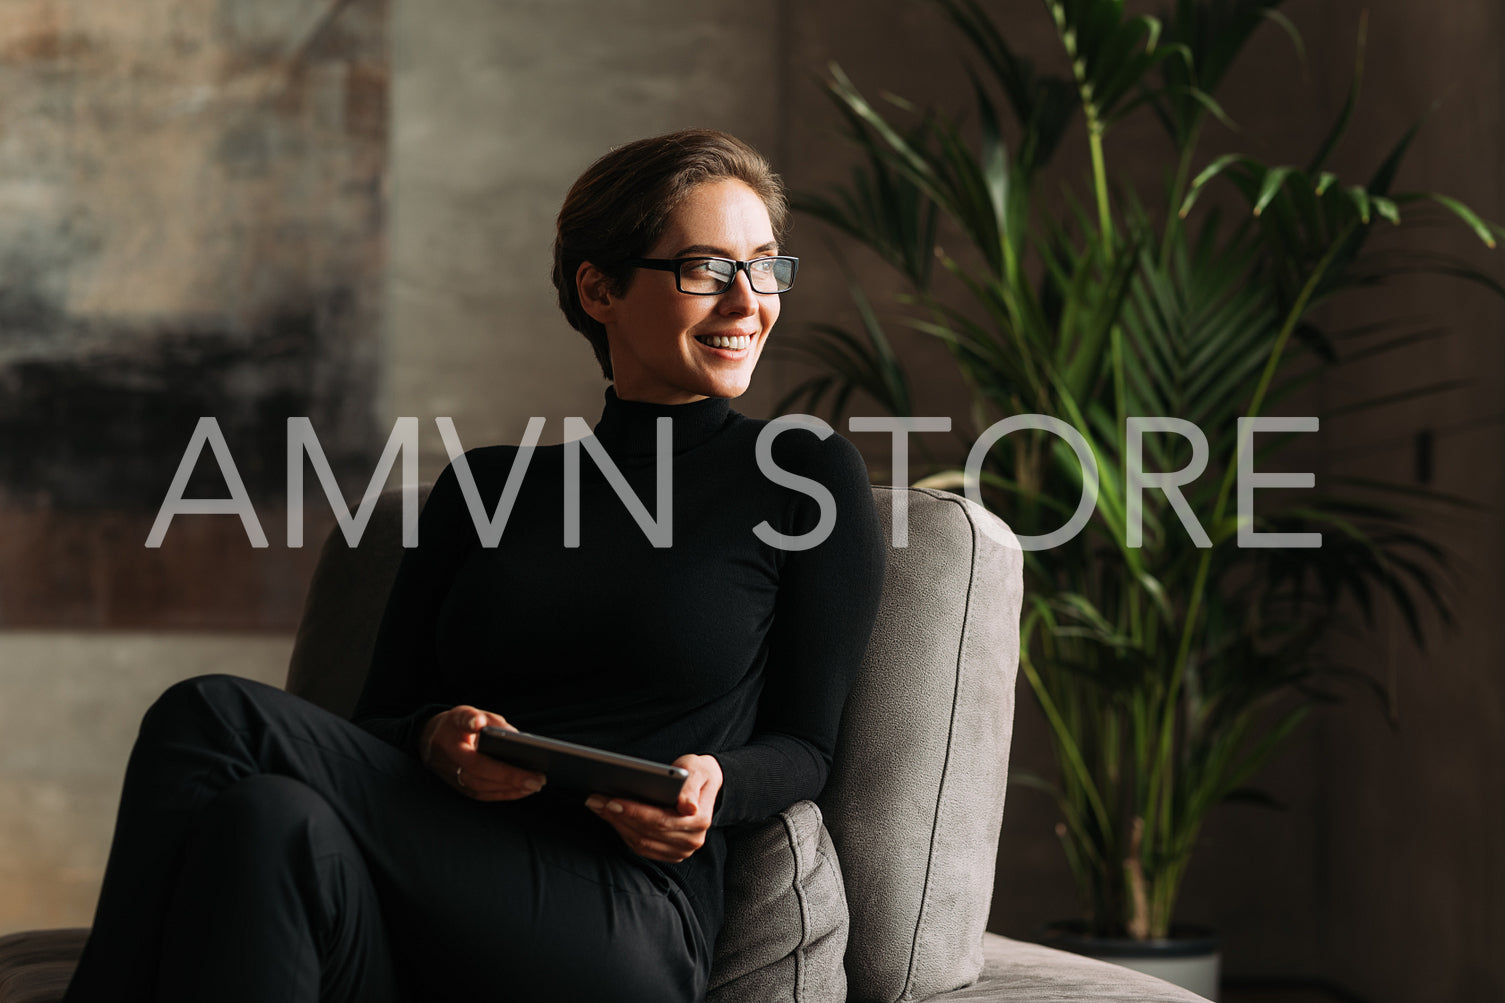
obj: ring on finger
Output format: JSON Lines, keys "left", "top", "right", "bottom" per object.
{"left": 455, "top": 765, "right": 467, "bottom": 789}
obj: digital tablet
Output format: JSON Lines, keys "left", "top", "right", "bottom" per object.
{"left": 476, "top": 727, "right": 689, "bottom": 809}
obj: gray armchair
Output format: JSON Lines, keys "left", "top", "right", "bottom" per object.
{"left": 0, "top": 486, "right": 1209, "bottom": 1003}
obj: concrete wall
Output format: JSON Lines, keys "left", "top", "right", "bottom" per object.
{"left": 0, "top": 633, "right": 290, "bottom": 932}
{"left": 386, "top": 0, "right": 783, "bottom": 471}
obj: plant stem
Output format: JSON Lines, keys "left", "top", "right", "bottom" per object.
{"left": 1089, "top": 123, "right": 1115, "bottom": 251}
{"left": 1211, "top": 224, "right": 1357, "bottom": 522}
{"left": 1020, "top": 651, "right": 1114, "bottom": 839}
{"left": 1145, "top": 222, "right": 1358, "bottom": 863}
{"left": 1111, "top": 321, "right": 1128, "bottom": 453}
{"left": 1051, "top": 0, "right": 1114, "bottom": 251}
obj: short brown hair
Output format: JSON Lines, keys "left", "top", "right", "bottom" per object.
{"left": 552, "top": 129, "right": 788, "bottom": 379}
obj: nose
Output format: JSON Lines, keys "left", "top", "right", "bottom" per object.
{"left": 718, "top": 270, "right": 759, "bottom": 315}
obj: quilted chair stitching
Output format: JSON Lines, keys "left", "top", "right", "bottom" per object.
{"left": 780, "top": 806, "right": 813, "bottom": 1000}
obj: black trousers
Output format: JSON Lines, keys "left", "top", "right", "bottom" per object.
{"left": 63, "top": 675, "right": 709, "bottom": 1003}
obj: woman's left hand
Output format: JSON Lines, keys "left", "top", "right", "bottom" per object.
{"left": 585, "top": 753, "right": 722, "bottom": 863}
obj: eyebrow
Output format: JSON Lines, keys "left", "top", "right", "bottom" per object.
{"left": 670, "top": 241, "right": 780, "bottom": 258}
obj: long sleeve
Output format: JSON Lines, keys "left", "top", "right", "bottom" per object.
{"left": 351, "top": 399, "right": 885, "bottom": 828}
{"left": 309, "top": 391, "right": 883, "bottom": 958}
{"left": 351, "top": 461, "right": 475, "bottom": 755}
{"left": 710, "top": 432, "right": 885, "bottom": 826}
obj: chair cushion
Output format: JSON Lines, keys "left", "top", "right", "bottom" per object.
{"left": 708, "top": 800, "right": 848, "bottom": 1003}
{"left": 925, "top": 933, "right": 1211, "bottom": 1001}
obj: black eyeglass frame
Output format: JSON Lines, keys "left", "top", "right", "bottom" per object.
{"left": 628, "top": 255, "right": 799, "bottom": 295}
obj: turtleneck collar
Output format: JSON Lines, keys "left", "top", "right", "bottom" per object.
{"left": 591, "top": 386, "right": 733, "bottom": 459}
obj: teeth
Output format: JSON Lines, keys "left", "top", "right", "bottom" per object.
{"left": 703, "top": 335, "right": 751, "bottom": 350}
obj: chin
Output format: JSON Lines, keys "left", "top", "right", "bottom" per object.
{"left": 704, "top": 372, "right": 755, "bottom": 400}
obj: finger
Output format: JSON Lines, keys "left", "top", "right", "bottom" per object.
{"left": 452, "top": 706, "right": 511, "bottom": 734}
{"left": 472, "top": 786, "right": 543, "bottom": 803}
{"left": 590, "top": 809, "right": 705, "bottom": 857}
{"left": 465, "top": 778, "right": 544, "bottom": 802}
{"left": 671, "top": 754, "right": 722, "bottom": 819}
{"left": 466, "top": 753, "right": 546, "bottom": 784}
{"left": 592, "top": 812, "right": 704, "bottom": 862}
{"left": 444, "top": 707, "right": 487, "bottom": 751}
{"left": 584, "top": 795, "right": 710, "bottom": 854}
{"left": 475, "top": 709, "right": 516, "bottom": 733}
{"left": 466, "top": 760, "right": 546, "bottom": 794}
{"left": 634, "top": 844, "right": 691, "bottom": 863}
{"left": 628, "top": 832, "right": 702, "bottom": 862}
{"left": 470, "top": 777, "right": 546, "bottom": 800}
{"left": 595, "top": 816, "right": 694, "bottom": 860}
{"left": 677, "top": 772, "right": 712, "bottom": 817}
{"left": 585, "top": 796, "right": 691, "bottom": 832}
{"left": 452, "top": 743, "right": 544, "bottom": 793}
{"left": 585, "top": 798, "right": 669, "bottom": 846}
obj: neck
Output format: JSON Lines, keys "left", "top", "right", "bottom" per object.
{"left": 591, "top": 386, "right": 732, "bottom": 459}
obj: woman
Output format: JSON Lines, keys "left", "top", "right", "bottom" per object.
{"left": 64, "top": 129, "right": 884, "bottom": 1002}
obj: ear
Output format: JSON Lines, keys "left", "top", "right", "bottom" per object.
{"left": 576, "top": 261, "right": 616, "bottom": 325}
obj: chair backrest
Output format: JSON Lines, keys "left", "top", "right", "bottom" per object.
{"left": 284, "top": 484, "right": 433, "bottom": 717}
{"left": 823, "top": 487, "right": 1021, "bottom": 1002}
{"left": 286, "top": 485, "right": 1023, "bottom": 1003}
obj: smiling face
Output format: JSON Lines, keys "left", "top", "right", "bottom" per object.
{"left": 576, "top": 179, "right": 782, "bottom": 404}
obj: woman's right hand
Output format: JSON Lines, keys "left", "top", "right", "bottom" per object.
{"left": 419, "top": 705, "right": 547, "bottom": 801}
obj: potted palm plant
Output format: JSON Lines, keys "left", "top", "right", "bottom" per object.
{"left": 780, "top": 0, "right": 1501, "bottom": 993}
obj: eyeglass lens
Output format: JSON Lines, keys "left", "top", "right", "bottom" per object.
{"left": 679, "top": 257, "right": 795, "bottom": 294}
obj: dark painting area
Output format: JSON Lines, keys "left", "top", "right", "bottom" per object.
{"left": 0, "top": 0, "right": 389, "bottom": 628}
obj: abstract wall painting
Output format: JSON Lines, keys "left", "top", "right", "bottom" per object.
{"left": 0, "top": 0, "right": 389, "bottom": 627}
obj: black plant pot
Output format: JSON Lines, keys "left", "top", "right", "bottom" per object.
{"left": 1040, "top": 920, "right": 1221, "bottom": 1000}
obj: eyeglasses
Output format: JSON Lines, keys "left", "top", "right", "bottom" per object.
{"left": 629, "top": 255, "right": 799, "bottom": 295}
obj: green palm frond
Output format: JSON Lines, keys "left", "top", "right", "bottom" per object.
{"left": 791, "top": 0, "right": 1501, "bottom": 940}
{"left": 771, "top": 263, "right": 914, "bottom": 421}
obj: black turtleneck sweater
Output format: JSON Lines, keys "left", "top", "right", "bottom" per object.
{"left": 352, "top": 388, "right": 885, "bottom": 945}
